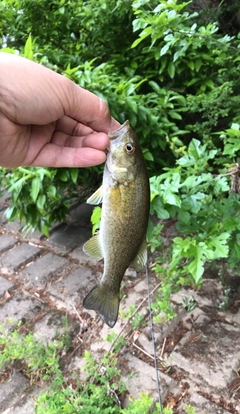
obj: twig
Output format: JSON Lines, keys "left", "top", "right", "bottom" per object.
{"left": 159, "top": 337, "right": 166, "bottom": 359}
{"left": 132, "top": 341, "right": 156, "bottom": 361}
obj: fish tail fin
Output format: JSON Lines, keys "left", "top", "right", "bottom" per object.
{"left": 83, "top": 284, "right": 119, "bottom": 328}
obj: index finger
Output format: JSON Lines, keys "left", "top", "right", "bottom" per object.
{"left": 64, "top": 82, "right": 121, "bottom": 133}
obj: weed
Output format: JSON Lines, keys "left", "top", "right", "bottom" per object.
{"left": 106, "top": 331, "right": 127, "bottom": 353}
{"left": 182, "top": 295, "right": 198, "bottom": 312}
{"left": 119, "top": 304, "right": 146, "bottom": 330}
{"left": 219, "top": 287, "right": 231, "bottom": 310}
{"left": 0, "top": 320, "right": 200, "bottom": 413}
{"left": 0, "top": 321, "right": 63, "bottom": 384}
{"left": 185, "top": 404, "right": 197, "bottom": 414}
{"left": 0, "top": 322, "right": 160, "bottom": 413}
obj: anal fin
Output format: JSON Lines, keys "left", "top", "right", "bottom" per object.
{"left": 131, "top": 239, "right": 148, "bottom": 272}
{"left": 83, "top": 234, "right": 103, "bottom": 260}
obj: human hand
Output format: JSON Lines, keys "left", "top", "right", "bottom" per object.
{"left": 0, "top": 53, "right": 120, "bottom": 168}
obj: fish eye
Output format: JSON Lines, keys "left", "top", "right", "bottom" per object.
{"left": 125, "top": 143, "right": 135, "bottom": 154}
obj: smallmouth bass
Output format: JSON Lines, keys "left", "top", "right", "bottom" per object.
{"left": 83, "top": 120, "right": 150, "bottom": 328}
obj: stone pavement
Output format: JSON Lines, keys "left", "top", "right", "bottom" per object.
{"left": 0, "top": 196, "right": 240, "bottom": 414}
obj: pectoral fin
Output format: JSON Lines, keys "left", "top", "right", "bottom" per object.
{"left": 83, "top": 234, "right": 103, "bottom": 260}
{"left": 112, "top": 167, "right": 128, "bottom": 183}
{"left": 131, "top": 239, "right": 148, "bottom": 272}
{"left": 86, "top": 185, "right": 103, "bottom": 205}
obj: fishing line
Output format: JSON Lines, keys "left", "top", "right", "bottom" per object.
{"left": 146, "top": 254, "right": 163, "bottom": 414}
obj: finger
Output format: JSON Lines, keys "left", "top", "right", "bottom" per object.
{"left": 64, "top": 86, "right": 121, "bottom": 133}
{"left": 28, "top": 144, "right": 107, "bottom": 168}
{"left": 51, "top": 130, "right": 110, "bottom": 150}
{"left": 56, "top": 115, "right": 94, "bottom": 136}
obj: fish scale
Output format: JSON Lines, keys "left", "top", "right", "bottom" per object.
{"left": 82, "top": 120, "right": 150, "bottom": 328}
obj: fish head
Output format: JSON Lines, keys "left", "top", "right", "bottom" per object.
{"left": 107, "top": 120, "right": 141, "bottom": 184}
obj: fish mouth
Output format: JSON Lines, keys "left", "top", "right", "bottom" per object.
{"left": 108, "top": 120, "right": 130, "bottom": 141}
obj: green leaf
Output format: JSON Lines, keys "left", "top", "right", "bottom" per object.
{"left": 177, "top": 155, "right": 195, "bottom": 167}
{"left": 47, "top": 185, "right": 57, "bottom": 198}
{"left": 205, "top": 79, "right": 214, "bottom": 88}
{"left": 181, "top": 193, "right": 206, "bottom": 214}
{"left": 187, "top": 61, "right": 194, "bottom": 71}
{"left": 31, "top": 177, "right": 40, "bottom": 203}
{"left": 187, "top": 244, "right": 208, "bottom": 283}
{"left": 169, "top": 111, "right": 182, "bottom": 120}
{"left": 142, "top": 148, "right": 154, "bottom": 161}
{"left": 207, "top": 233, "right": 230, "bottom": 259}
{"left": 37, "top": 195, "right": 46, "bottom": 211}
{"left": 178, "top": 210, "right": 190, "bottom": 224}
{"left": 4, "top": 206, "right": 18, "bottom": 221}
{"left": 160, "top": 44, "right": 170, "bottom": 57}
{"left": 151, "top": 197, "right": 170, "bottom": 219}
{"left": 126, "top": 98, "right": 138, "bottom": 113}
{"left": 231, "top": 123, "right": 240, "bottom": 131}
{"left": 148, "top": 81, "right": 161, "bottom": 94}
{"left": 131, "top": 27, "right": 153, "bottom": 48}
{"left": 188, "top": 139, "right": 204, "bottom": 160}
{"left": 194, "top": 59, "right": 202, "bottom": 71}
{"left": 58, "top": 170, "right": 68, "bottom": 182}
{"left": 91, "top": 206, "right": 102, "bottom": 235}
{"left": 167, "top": 61, "right": 175, "bottom": 79}
{"left": 163, "top": 191, "right": 181, "bottom": 207}
{"left": 24, "top": 35, "right": 34, "bottom": 60}
{"left": 70, "top": 168, "right": 78, "bottom": 184}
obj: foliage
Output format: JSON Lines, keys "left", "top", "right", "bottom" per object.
{"left": 0, "top": 321, "right": 163, "bottom": 413}
{"left": 0, "top": 166, "right": 91, "bottom": 236}
{"left": 146, "top": 123, "right": 240, "bottom": 322}
{"left": 1, "top": 0, "right": 240, "bottom": 234}
{"left": 0, "top": 320, "right": 64, "bottom": 384}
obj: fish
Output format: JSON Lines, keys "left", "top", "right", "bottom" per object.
{"left": 82, "top": 120, "right": 150, "bottom": 328}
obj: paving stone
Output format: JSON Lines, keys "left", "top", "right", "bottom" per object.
{"left": 0, "top": 275, "right": 16, "bottom": 298}
{"left": 137, "top": 331, "right": 154, "bottom": 356}
{"left": 46, "top": 223, "right": 91, "bottom": 253}
{"left": 170, "top": 314, "right": 240, "bottom": 389}
{"left": 0, "top": 209, "right": 7, "bottom": 226}
{"left": 47, "top": 266, "right": 98, "bottom": 311}
{"left": 69, "top": 244, "right": 99, "bottom": 265}
{"left": 0, "top": 192, "right": 10, "bottom": 205}
{"left": 68, "top": 355, "right": 89, "bottom": 380}
{"left": 69, "top": 202, "right": 94, "bottom": 226}
{"left": 0, "top": 290, "right": 45, "bottom": 327}
{"left": 7, "top": 388, "right": 39, "bottom": 414}
{"left": 19, "top": 253, "right": 71, "bottom": 288}
{"left": 177, "top": 389, "right": 234, "bottom": 414}
{"left": 8, "top": 386, "right": 46, "bottom": 414}
{"left": 121, "top": 353, "right": 179, "bottom": 407}
{"left": 171, "top": 279, "right": 225, "bottom": 313}
{"left": 0, "top": 371, "right": 29, "bottom": 412}
{"left": 3, "top": 217, "right": 22, "bottom": 234}
{"left": 121, "top": 277, "right": 154, "bottom": 319}
{"left": 0, "top": 234, "right": 18, "bottom": 254}
{"left": 91, "top": 318, "right": 127, "bottom": 353}
{"left": 23, "top": 229, "right": 46, "bottom": 244}
{"left": 0, "top": 242, "right": 41, "bottom": 275}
